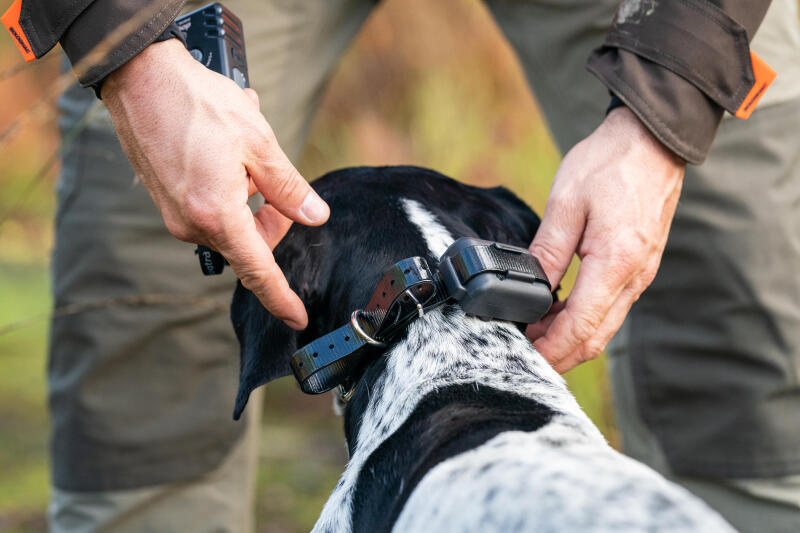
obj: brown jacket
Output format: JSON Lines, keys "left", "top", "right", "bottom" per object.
{"left": 1, "top": 0, "right": 775, "bottom": 163}
{"left": 587, "top": 0, "right": 774, "bottom": 163}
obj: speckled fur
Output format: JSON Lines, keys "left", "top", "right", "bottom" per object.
{"left": 311, "top": 199, "right": 735, "bottom": 532}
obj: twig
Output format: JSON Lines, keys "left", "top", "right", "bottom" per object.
{"left": 0, "top": 99, "right": 103, "bottom": 231}
{"left": 0, "top": 52, "right": 58, "bottom": 82}
{"left": 0, "top": 2, "right": 176, "bottom": 150}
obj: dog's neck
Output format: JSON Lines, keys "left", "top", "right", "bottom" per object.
{"left": 340, "top": 197, "right": 593, "bottom": 453}
{"left": 309, "top": 197, "right": 604, "bottom": 532}
{"left": 314, "top": 306, "right": 605, "bottom": 533}
{"left": 342, "top": 306, "right": 573, "bottom": 454}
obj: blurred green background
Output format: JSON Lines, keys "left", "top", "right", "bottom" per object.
{"left": 0, "top": 1, "right": 617, "bottom": 531}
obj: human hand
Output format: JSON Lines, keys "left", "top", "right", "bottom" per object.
{"left": 102, "top": 39, "right": 327, "bottom": 330}
{"left": 527, "top": 106, "right": 685, "bottom": 373}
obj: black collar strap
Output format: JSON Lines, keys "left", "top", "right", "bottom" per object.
{"left": 290, "top": 238, "right": 551, "bottom": 396}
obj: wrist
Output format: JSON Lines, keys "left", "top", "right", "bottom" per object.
{"left": 604, "top": 106, "right": 685, "bottom": 171}
{"left": 101, "top": 38, "right": 191, "bottom": 101}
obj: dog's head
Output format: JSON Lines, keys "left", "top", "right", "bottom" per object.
{"left": 231, "top": 166, "right": 541, "bottom": 418}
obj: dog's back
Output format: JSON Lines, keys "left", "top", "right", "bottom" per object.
{"left": 231, "top": 166, "right": 735, "bottom": 533}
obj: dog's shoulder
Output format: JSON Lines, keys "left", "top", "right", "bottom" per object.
{"left": 349, "top": 382, "right": 556, "bottom": 531}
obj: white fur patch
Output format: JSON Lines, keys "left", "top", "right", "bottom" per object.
{"left": 394, "top": 429, "right": 735, "bottom": 532}
{"left": 400, "top": 198, "right": 455, "bottom": 257}
{"left": 313, "top": 307, "right": 600, "bottom": 533}
{"left": 311, "top": 200, "right": 733, "bottom": 533}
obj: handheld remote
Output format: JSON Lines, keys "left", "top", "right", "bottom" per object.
{"left": 175, "top": 2, "right": 248, "bottom": 275}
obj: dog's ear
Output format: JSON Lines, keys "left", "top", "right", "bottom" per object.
{"left": 230, "top": 225, "right": 329, "bottom": 420}
{"left": 230, "top": 281, "right": 298, "bottom": 420}
{"left": 467, "top": 185, "right": 542, "bottom": 247}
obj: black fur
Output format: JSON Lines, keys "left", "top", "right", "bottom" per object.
{"left": 231, "top": 166, "right": 541, "bottom": 418}
{"left": 349, "top": 383, "right": 555, "bottom": 533}
{"left": 230, "top": 166, "right": 733, "bottom": 533}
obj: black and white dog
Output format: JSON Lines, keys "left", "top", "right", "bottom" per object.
{"left": 231, "top": 166, "right": 734, "bottom": 532}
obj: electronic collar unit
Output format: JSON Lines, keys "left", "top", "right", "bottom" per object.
{"left": 177, "top": 2, "right": 245, "bottom": 275}
{"left": 291, "top": 238, "right": 552, "bottom": 397}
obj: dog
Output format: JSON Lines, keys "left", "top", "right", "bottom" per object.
{"left": 231, "top": 166, "right": 735, "bottom": 532}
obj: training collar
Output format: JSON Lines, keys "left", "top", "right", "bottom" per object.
{"left": 290, "top": 238, "right": 552, "bottom": 398}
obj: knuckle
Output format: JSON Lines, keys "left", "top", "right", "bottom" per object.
{"left": 568, "top": 310, "right": 601, "bottom": 344}
{"left": 238, "top": 268, "right": 291, "bottom": 319}
{"left": 613, "top": 245, "right": 643, "bottom": 274}
{"left": 183, "top": 195, "right": 219, "bottom": 235}
{"left": 581, "top": 339, "right": 606, "bottom": 361}
{"left": 274, "top": 167, "right": 308, "bottom": 201}
{"left": 163, "top": 216, "right": 192, "bottom": 242}
{"left": 611, "top": 232, "right": 654, "bottom": 278}
{"left": 639, "top": 263, "right": 659, "bottom": 287}
{"left": 630, "top": 260, "right": 660, "bottom": 293}
{"left": 237, "top": 269, "right": 267, "bottom": 295}
{"left": 543, "top": 191, "right": 570, "bottom": 213}
{"left": 531, "top": 240, "right": 565, "bottom": 273}
{"left": 236, "top": 262, "right": 276, "bottom": 296}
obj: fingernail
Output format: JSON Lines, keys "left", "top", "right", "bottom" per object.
{"left": 286, "top": 319, "right": 304, "bottom": 330}
{"left": 299, "top": 193, "right": 329, "bottom": 224}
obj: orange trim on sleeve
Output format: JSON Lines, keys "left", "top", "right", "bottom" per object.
{"left": 735, "top": 51, "right": 776, "bottom": 120}
{"left": 1, "top": 0, "right": 35, "bottom": 62}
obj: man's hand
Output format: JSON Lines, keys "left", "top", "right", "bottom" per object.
{"left": 527, "top": 107, "right": 685, "bottom": 373}
{"left": 102, "top": 39, "right": 327, "bottom": 330}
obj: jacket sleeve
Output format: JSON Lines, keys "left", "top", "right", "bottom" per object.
{"left": 2, "top": 0, "right": 185, "bottom": 88}
{"left": 587, "top": 0, "right": 774, "bottom": 164}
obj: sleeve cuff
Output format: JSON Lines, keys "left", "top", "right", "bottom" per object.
{"left": 60, "top": 0, "right": 186, "bottom": 90}
{"left": 92, "top": 20, "right": 187, "bottom": 98}
{"left": 587, "top": 47, "right": 724, "bottom": 165}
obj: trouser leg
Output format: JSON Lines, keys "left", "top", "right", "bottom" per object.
{"left": 48, "top": 0, "right": 372, "bottom": 530}
{"left": 485, "top": 0, "right": 618, "bottom": 153}
{"left": 606, "top": 94, "right": 800, "bottom": 533}
{"left": 49, "top": 388, "right": 264, "bottom": 533}
{"left": 488, "top": 0, "right": 800, "bottom": 529}
{"left": 609, "top": 319, "right": 800, "bottom": 533}
{"left": 487, "top": 0, "right": 800, "bottom": 152}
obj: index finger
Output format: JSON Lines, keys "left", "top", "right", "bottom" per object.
{"left": 528, "top": 190, "right": 584, "bottom": 296}
{"left": 212, "top": 204, "right": 307, "bottom": 330}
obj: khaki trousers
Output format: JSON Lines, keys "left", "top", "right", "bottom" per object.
{"left": 50, "top": 1, "right": 800, "bottom": 531}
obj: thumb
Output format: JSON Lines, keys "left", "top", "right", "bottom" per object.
{"left": 246, "top": 140, "right": 330, "bottom": 227}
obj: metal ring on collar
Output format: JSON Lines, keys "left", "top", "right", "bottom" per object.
{"left": 338, "top": 384, "right": 356, "bottom": 403}
{"left": 350, "top": 310, "right": 387, "bottom": 347}
{"left": 403, "top": 287, "right": 425, "bottom": 318}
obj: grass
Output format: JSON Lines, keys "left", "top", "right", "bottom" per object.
{"left": 255, "top": 379, "right": 347, "bottom": 533}
{"left": 0, "top": 264, "right": 51, "bottom": 532}
{"left": 0, "top": 1, "right": 618, "bottom": 531}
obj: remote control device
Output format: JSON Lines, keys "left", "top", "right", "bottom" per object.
{"left": 176, "top": 2, "right": 248, "bottom": 89}
{"left": 175, "top": 2, "right": 247, "bottom": 274}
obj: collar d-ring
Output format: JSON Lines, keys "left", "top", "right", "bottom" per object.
{"left": 350, "top": 310, "right": 387, "bottom": 347}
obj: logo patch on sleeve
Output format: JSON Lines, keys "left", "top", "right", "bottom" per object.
{"left": 735, "top": 51, "right": 776, "bottom": 120}
{"left": 2, "top": 0, "right": 35, "bottom": 62}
